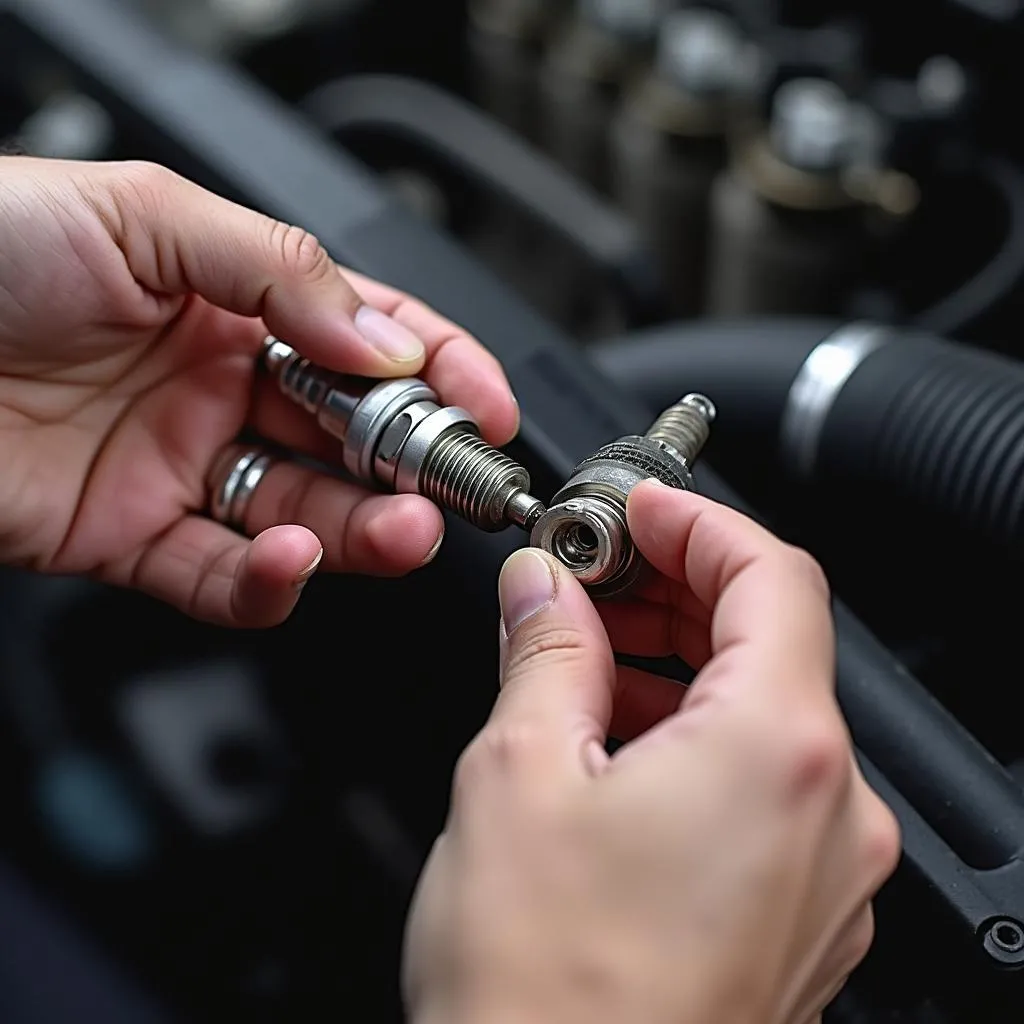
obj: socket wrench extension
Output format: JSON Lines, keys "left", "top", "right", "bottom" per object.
{"left": 531, "top": 392, "right": 715, "bottom": 597}
{"left": 260, "top": 337, "right": 545, "bottom": 533}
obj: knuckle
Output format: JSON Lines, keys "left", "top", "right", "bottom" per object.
{"left": 271, "top": 221, "right": 332, "bottom": 280}
{"left": 112, "top": 160, "right": 177, "bottom": 207}
{"left": 783, "top": 544, "right": 831, "bottom": 599}
{"left": 454, "top": 719, "right": 545, "bottom": 792}
{"left": 782, "top": 715, "right": 853, "bottom": 798}
{"left": 482, "top": 720, "right": 547, "bottom": 768}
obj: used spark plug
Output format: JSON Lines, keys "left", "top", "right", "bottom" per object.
{"left": 531, "top": 392, "right": 715, "bottom": 596}
{"left": 260, "top": 337, "right": 545, "bottom": 533}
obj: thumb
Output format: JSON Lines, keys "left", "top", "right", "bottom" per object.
{"left": 490, "top": 548, "right": 617, "bottom": 775}
{"left": 95, "top": 161, "right": 427, "bottom": 375}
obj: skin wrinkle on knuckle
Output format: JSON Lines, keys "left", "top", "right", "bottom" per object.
{"left": 271, "top": 221, "right": 333, "bottom": 282}
{"left": 113, "top": 161, "right": 177, "bottom": 209}
{"left": 339, "top": 493, "right": 366, "bottom": 572}
{"left": 194, "top": 541, "right": 238, "bottom": 622}
{"left": 101, "top": 164, "right": 187, "bottom": 294}
{"left": 123, "top": 517, "right": 184, "bottom": 594}
{"left": 503, "top": 625, "right": 592, "bottom": 679}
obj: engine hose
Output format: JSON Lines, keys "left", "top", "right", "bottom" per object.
{"left": 591, "top": 319, "right": 1024, "bottom": 553}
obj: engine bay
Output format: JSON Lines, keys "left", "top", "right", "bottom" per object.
{"left": 0, "top": 1, "right": 1023, "bottom": 1020}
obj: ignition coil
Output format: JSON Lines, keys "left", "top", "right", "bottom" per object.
{"left": 531, "top": 392, "right": 715, "bottom": 596}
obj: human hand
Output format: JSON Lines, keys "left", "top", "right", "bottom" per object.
{"left": 403, "top": 482, "right": 900, "bottom": 1024}
{"left": 0, "top": 157, "right": 517, "bottom": 625}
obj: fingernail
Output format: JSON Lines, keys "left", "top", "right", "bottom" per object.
{"left": 498, "top": 549, "right": 557, "bottom": 634}
{"left": 419, "top": 529, "right": 445, "bottom": 567}
{"left": 354, "top": 306, "right": 425, "bottom": 363}
{"left": 294, "top": 547, "right": 323, "bottom": 590}
{"left": 644, "top": 477, "right": 669, "bottom": 487}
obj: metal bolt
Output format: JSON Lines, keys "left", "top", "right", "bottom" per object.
{"left": 531, "top": 393, "right": 716, "bottom": 596}
{"left": 770, "top": 77, "right": 855, "bottom": 174}
{"left": 656, "top": 9, "right": 745, "bottom": 96}
{"left": 982, "top": 918, "right": 1024, "bottom": 964}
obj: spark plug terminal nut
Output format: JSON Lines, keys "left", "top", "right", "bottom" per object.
{"left": 531, "top": 393, "right": 716, "bottom": 597}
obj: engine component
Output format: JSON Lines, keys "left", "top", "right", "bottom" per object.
{"left": 14, "top": 0, "right": 1024, "bottom": 1017}
{"left": 467, "top": 0, "right": 568, "bottom": 142}
{"left": 781, "top": 323, "right": 1024, "bottom": 551}
{"left": 298, "top": 73, "right": 663, "bottom": 330}
{"left": 705, "top": 77, "right": 864, "bottom": 316}
{"left": 531, "top": 391, "right": 715, "bottom": 596}
{"left": 592, "top": 318, "right": 1024, "bottom": 554}
{"left": 704, "top": 76, "right": 914, "bottom": 317}
{"left": 609, "top": 7, "right": 752, "bottom": 317}
{"left": 260, "top": 337, "right": 545, "bottom": 533}
{"left": 537, "top": 0, "right": 666, "bottom": 192}
{"left": 134, "top": 0, "right": 363, "bottom": 54}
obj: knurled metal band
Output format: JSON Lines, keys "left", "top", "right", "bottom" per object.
{"left": 572, "top": 441, "right": 690, "bottom": 489}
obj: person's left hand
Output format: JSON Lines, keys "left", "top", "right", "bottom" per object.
{"left": 0, "top": 156, "right": 518, "bottom": 626}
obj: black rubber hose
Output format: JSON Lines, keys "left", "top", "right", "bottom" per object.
{"left": 592, "top": 319, "right": 1024, "bottom": 553}
{"left": 818, "top": 331, "right": 1024, "bottom": 553}
{"left": 590, "top": 317, "right": 838, "bottom": 445}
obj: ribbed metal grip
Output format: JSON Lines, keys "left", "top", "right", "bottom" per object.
{"left": 419, "top": 430, "right": 537, "bottom": 532}
{"left": 644, "top": 392, "right": 716, "bottom": 463}
{"left": 263, "top": 340, "right": 330, "bottom": 414}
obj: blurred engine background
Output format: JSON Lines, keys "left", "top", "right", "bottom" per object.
{"left": 2, "top": 0, "right": 1024, "bottom": 1021}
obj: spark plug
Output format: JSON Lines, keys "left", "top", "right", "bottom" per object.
{"left": 531, "top": 392, "right": 716, "bottom": 596}
{"left": 260, "top": 337, "right": 545, "bottom": 533}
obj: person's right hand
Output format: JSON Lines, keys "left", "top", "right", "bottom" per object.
{"left": 403, "top": 482, "right": 901, "bottom": 1024}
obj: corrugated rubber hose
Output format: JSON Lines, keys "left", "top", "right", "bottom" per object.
{"left": 592, "top": 319, "right": 1024, "bottom": 553}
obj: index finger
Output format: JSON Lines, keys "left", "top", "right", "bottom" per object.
{"left": 342, "top": 269, "right": 519, "bottom": 447}
{"left": 626, "top": 482, "right": 835, "bottom": 701}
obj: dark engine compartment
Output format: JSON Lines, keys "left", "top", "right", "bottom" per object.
{"left": 1, "top": 1, "right": 1024, "bottom": 1020}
